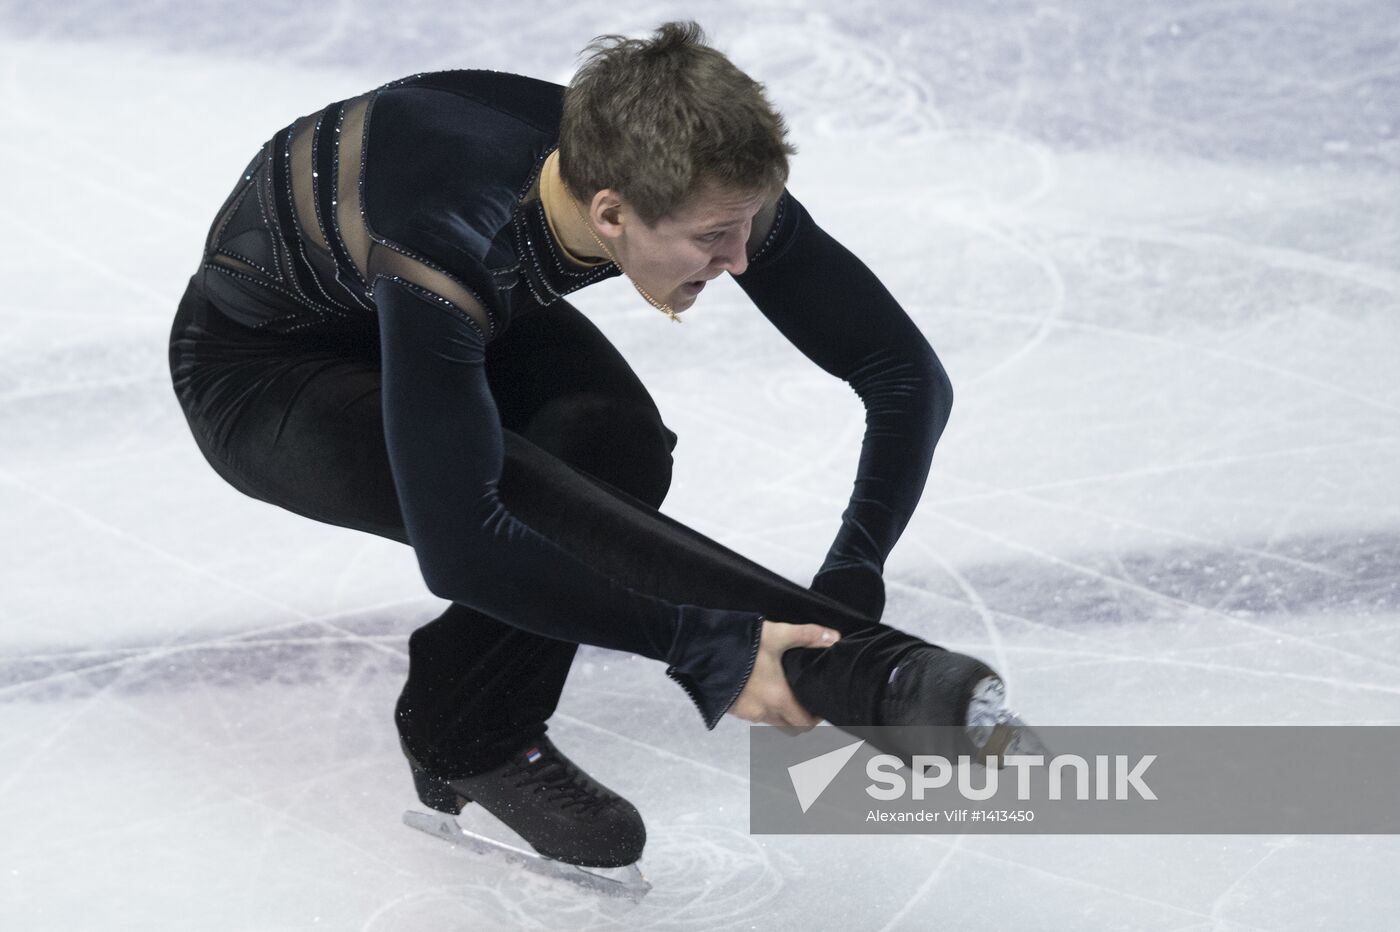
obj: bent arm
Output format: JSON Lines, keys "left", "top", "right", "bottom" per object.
{"left": 375, "top": 276, "right": 762, "bottom": 728}
{"left": 735, "top": 191, "right": 954, "bottom": 620}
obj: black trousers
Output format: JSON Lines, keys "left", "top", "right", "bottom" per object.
{"left": 168, "top": 275, "right": 928, "bottom": 778}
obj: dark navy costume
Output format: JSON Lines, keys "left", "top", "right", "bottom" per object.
{"left": 168, "top": 69, "right": 954, "bottom": 778}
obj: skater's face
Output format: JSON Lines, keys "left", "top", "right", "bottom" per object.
{"left": 590, "top": 181, "right": 770, "bottom": 314}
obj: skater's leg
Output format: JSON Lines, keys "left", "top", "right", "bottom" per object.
{"left": 399, "top": 303, "right": 691, "bottom": 775}
{"left": 395, "top": 603, "right": 579, "bottom": 777}
{"left": 168, "top": 276, "right": 410, "bottom": 541}
{"left": 488, "top": 428, "right": 927, "bottom": 726}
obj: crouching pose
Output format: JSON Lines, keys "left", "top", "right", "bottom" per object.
{"left": 168, "top": 21, "right": 1034, "bottom": 884}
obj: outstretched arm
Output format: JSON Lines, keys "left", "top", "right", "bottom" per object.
{"left": 734, "top": 191, "right": 954, "bottom": 621}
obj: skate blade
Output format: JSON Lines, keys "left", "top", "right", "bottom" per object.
{"left": 402, "top": 809, "right": 652, "bottom": 902}
{"left": 971, "top": 715, "right": 1052, "bottom": 764}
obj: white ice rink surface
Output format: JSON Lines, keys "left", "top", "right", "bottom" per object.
{"left": 2, "top": 1, "right": 1398, "bottom": 929}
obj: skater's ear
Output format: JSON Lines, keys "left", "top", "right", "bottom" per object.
{"left": 587, "top": 187, "right": 631, "bottom": 236}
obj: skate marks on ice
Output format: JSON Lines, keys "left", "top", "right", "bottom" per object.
{"left": 889, "top": 527, "right": 1400, "bottom": 725}
{"left": 383, "top": 818, "right": 789, "bottom": 930}
{"left": 0, "top": 611, "right": 417, "bottom": 703}
{"left": 909, "top": 527, "right": 1400, "bottom": 632}
{"left": 1, "top": 528, "right": 1396, "bottom": 706}
{"left": 5, "top": 0, "right": 1396, "bottom": 173}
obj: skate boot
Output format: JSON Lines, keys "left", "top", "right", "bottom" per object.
{"left": 866, "top": 646, "right": 1047, "bottom": 766}
{"left": 402, "top": 735, "right": 646, "bottom": 869}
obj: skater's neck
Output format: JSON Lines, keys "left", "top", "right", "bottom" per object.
{"left": 538, "top": 150, "right": 611, "bottom": 270}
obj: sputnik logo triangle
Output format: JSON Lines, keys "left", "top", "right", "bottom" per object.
{"left": 787, "top": 739, "right": 866, "bottom": 813}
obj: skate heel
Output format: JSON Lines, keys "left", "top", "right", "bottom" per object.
{"left": 411, "top": 766, "right": 470, "bottom": 814}
{"left": 400, "top": 739, "right": 470, "bottom": 814}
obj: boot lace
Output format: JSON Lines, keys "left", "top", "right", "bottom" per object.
{"left": 507, "top": 754, "right": 613, "bottom": 815}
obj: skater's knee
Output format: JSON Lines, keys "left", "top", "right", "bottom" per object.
{"left": 522, "top": 393, "right": 675, "bottom": 507}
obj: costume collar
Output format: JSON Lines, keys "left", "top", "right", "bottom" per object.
{"left": 509, "top": 146, "right": 620, "bottom": 306}
{"left": 539, "top": 150, "right": 610, "bottom": 269}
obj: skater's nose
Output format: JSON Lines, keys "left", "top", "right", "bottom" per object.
{"left": 709, "top": 225, "right": 750, "bottom": 277}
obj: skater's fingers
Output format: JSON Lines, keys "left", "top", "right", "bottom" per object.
{"left": 775, "top": 716, "right": 821, "bottom": 735}
{"left": 773, "top": 623, "right": 841, "bottom": 651}
{"left": 776, "top": 696, "right": 823, "bottom": 732}
{"left": 769, "top": 703, "right": 818, "bottom": 732}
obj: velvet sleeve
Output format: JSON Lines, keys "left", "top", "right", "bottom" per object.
{"left": 374, "top": 275, "right": 763, "bottom": 728}
{"left": 734, "top": 191, "right": 954, "bottom": 621}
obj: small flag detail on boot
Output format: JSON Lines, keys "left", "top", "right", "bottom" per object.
{"left": 524, "top": 746, "right": 542, "bottom": 764}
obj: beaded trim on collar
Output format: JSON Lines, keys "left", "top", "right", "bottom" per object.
{"left": 510, "top": 171, "right": 621, "bottom": 306}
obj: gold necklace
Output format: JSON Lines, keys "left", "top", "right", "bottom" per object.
{"left": 567, "top": 193, "right": 682, "bottom": 323}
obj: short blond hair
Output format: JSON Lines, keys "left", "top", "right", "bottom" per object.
{"left": 559, "top": 21, "right": 796, "bottom": 225}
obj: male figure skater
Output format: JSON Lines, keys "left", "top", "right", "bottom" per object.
{"left": 168, "top": 22, "right": 1032, "bottom": 878}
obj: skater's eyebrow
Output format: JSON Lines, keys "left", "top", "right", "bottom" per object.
{"left": 691, "top": 192, "right": 768, "bottom": 232}
{"left": 696, "top": 209, "right": 761, "bottom": 233}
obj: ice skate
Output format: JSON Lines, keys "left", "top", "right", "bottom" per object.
{"left": 401, "top": 736, "right": 651, "bottom": 900}
{"left": 860, "top": 646, "right": 1048, "bottom": 767}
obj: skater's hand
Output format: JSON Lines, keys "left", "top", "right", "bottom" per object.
{"left": 727, "top": 619, "right": 840, "bottom": 734}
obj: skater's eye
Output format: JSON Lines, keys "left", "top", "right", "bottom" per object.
{"left": 697, "top": 231, "right": 724, "bottom": 244}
